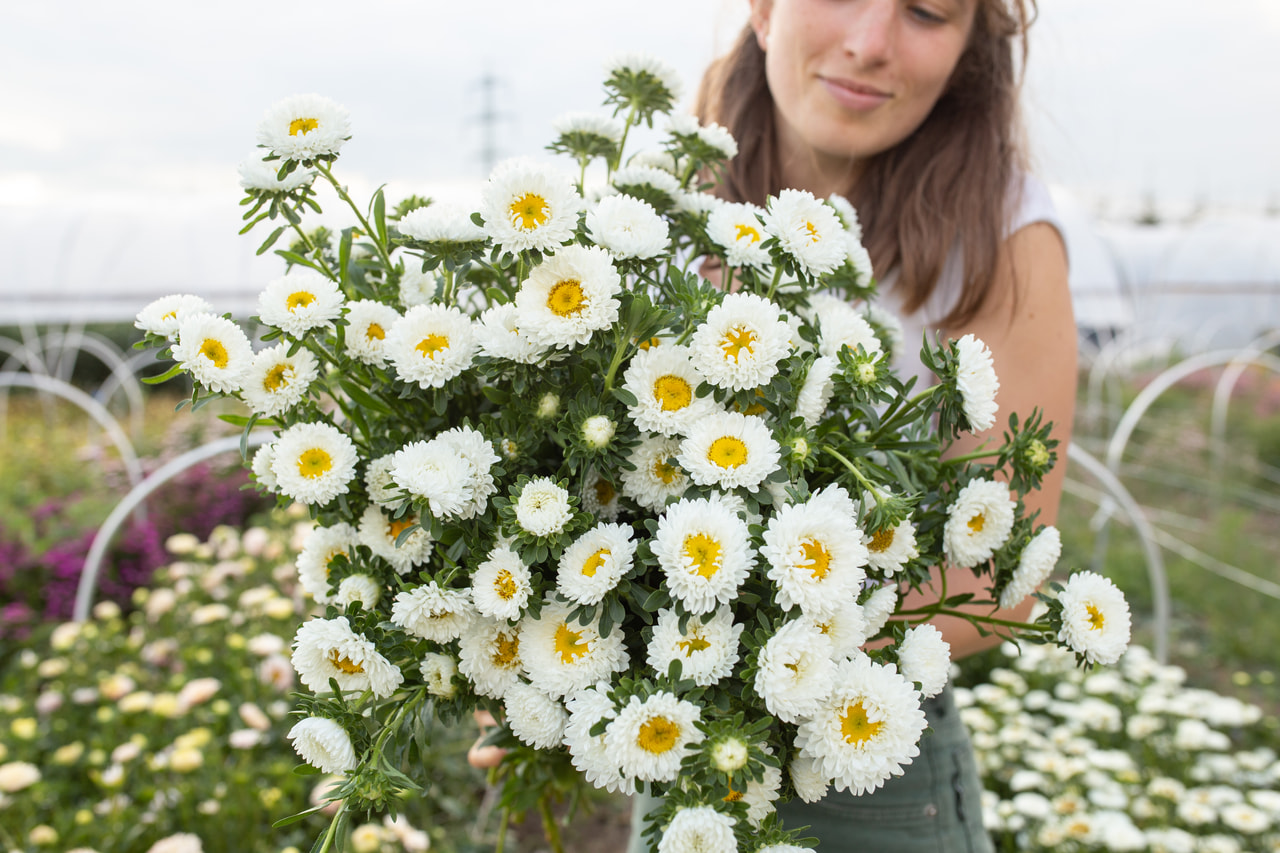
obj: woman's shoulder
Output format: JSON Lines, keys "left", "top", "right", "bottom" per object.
{"left": 1006, "top": 172, "right": 1066, "bottom": 249}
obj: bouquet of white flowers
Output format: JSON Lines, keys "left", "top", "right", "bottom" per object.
{"left": 135, "top": 54, "right": 1131, "bottom": 853}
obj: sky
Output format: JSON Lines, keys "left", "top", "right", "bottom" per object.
{"left": 4, "top": 0, "right": 1280, "bottom": 218}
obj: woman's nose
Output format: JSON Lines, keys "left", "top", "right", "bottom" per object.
{"left": 840, "top": 0, "right": 896, "bottom": 66}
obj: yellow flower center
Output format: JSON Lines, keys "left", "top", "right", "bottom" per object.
{"left": 327, "top": 649, "right": 364, "bottom": 674}
{"left": 297, "top": 448, "right": 333, "bottom": 479}
{"left": 967, "top": 513, "right": 986, "bottom": 534}
{"left": 720, "top": 326, "right": 757, "bottom": 362}
{"left": 1086, "top": 603, "right": 1105, "bottom": 631}
{"left": 653, "top": 459, "right": 679, "bottom": 485}
{"left": 547, "top": 279, "right": 586, "bottom": 318}
{"left": 593, "top": 478, "right": 616, "bottom": 506}
{"left": 509, "top": 192, "right": 550, "bottom": 230}
{"left": 683, "top": 533, "right": 722, "bottom": 579}
{"left": 637, "top": 336, "right": 662, "bottom": 351}
{"left": 386, "top": 515, "right": 415, "bottom": 542}
{"left": 707, "top": 436, "right": 749, "bottom": 469}
{"left": 263, "top": 363, "right": 291, "bottom": 393}
{"left": 286, "top": 291, "right": 315, "bottom": 312}
{"left": 366, "top": 322, "right": 385, "bottom": 341}
{"left": 199, "top": 339, "right": 229, "bottom": 369}
{"left": 868, "top": 527, "right": 895, "bottom": 553}
{"left": 636, "top": 715, "right": 681, "bottom": 754}
{"left": 494, "top": 569, "right": 519, "bottom": 600}
{"left": 653, "top": 374, "right": 693, "bottom": 412}
{"left": 553, "top": 623, "right": 590, "bottom": 664}
{"left": 161, "top": 310, "right": 178, "bottom": 321}
{"left": 492, "top": 632, "right": 520, "bottom": 668}
{"left": 415, "top": 333, "right": 450, "bottom": 359}
{"left": 734, "top": 223, "right": 761, "bottom": 244}
{"left": 324, "top": 548, "right": 345, "bottom": 576}
{"left": 723, "top": 788, "right": 744, "bottom": 803}
{"left": 581, "top": 548, "right": 610, "bottom": 578}
{"left": 677, "top": 632, "right": 711, "bottom": 655}
{"left": 289, "top": 117, "right": 320, "bottom": 136}
{"left": 801, "top": 538, "right": 832, "bottom": 580}
{"left": 804, "top": 221, "right": 821, "bottom": 242}
{"left": 839, "top": 701, "right": 883, "bottom": 746}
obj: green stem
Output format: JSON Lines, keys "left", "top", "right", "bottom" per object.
{"left": 873, "top": 384, "right": 946, "bottom": 437}
{"left": 316, "top": 162, "right": 394, "bottom": 270}
{"left": 821, "top": 445, "right": 877, "bottom": 494}
{"left": 537, "top": 793, "right": 565, "bottom": 853}
{"left": 894, "top": 605, "right": 1049, "bottom": 632}
{"left": 764, "top": 264, "right": 784, "bottom": 301}
{"left": 495, "top": 807, "right": 511, "bottom": 853}
{"left": 941, "top": 447, "right": 1000, "bottom": 466}
{"left": 722, "top": 264, "right": 735, "bottom": 295}
{"left": 610, "top": 103, "right": 640, "bottom": 180}
{"left": 316, "top": 803, "right": 346, "bottom": 853}
{"left": 441, "top": 266, "right": 456, "bottom": 307}
{"left": 288, "top": 218, "right": 338, "bottom": 281}
{"left": 602, "top": 328, "right": 630, "bottom": 393}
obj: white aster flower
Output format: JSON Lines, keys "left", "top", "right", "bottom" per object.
{"left": 172, "top": 313, "right": 253, "bottom": 394}
{"left": 343, "top": 300, "right": 401, "bottom": 367}
{"left": 357, "top": 506, "right": 433, "bottom": 575}
{"left": 287, "top": 717, "right": 356, "bottom": 774}
{"left": 764, "top": 189, "right": 847, "bottom": 278}
{"left": 710, "top": 738, "right": 749, "bottom": 773}
{"left": 476, "top": 302, "right": 549, "bottom": 364}
{"left": 270, "top": 422, "right": 359, "bottom": 506}
{"left": 504, "top": 682, "right": 568, "bottom": 749}
{"left": 755, "top": 617, "right": 838, "bottom": 723}
{"left": 646, "top": 605, "right": 742, "bottom": 686}
{"left": 620, "top": 434, "right": 689, "bottom": 512}
{"left": 621, "top": 344, "right": 720, "bottom": 437}
{"left": 397, "top": 203, "right": 486, "bottom": 245}
{"left": 291, "top": 616, "right": 403, "bottom": 697}
{"left": 629, "top": 147, "right": 683, "bottom": 175}
{"left": 363, "top": 454, "right": 400, "bottom": 509}
{"left": 678, "top": 411, "right": 781, "bottom": 492}
{"left": 675, "top": 189, "right": 720, "bottom": 217}
{"left": 240, "top": 343, "right": 319, "bottom": 418}
{"left": 581, "top": 415, "right": 616, "bottom": 449}
{"left": 689, "top": 292, "right": 793, "bottom": 391}
{"left": 385, "top": 303, "right": 477, "bottom": 389}
{"left": 257, "top": 94, "right": 351, "bottom": 161}
{"left": 582, "top": 469, "right": 621, "bottom": 521}
{"left": 1001, "top": 526, "right": 1062, "bottom": 609}
{"left": 586, "top": 193, "right": 670, "bottom": 260}
{"left": 238, "top": 149, "right": 317, "bottom": 192}
{"left": 789, "top": 752, "right": 831, "bottom": 803}
{"left": 552, "top": 111, "right": 625, "bottom": 147}
{"left": 557, "top": 523, "right": 637, "bottom": 606}
{"left": 808, "top": 292, "right": 882, "bottom": 360}
{"left": 471, "top": 545, "right": 533, "bottom": 621}
{"left": 862, "top": 303, "right": 901, "bottom": 361}
{"left": 136, "top": 294, "right": 214, "bottom": 339}
{"left": 795, "top": 356, "right": 838, "bottom": 427}
{"left": 826, "top": 193, "right": 863, "bottom": 241}
{"left": 858, "top": 585, "right": 900, "bottom": 646}
{"left": 761, "top": 487, "right": 867, "bottom": 618}
{"left": 1220, "top": 803, "right": 1271, "bottom": 834}
{"left": 652, "top": 496, "right": 755, "bottom": 614}
{"left": 707, "top": 201, "right": 771, "bottom": 270}
{"left": 519, "top": 602, "right": 628, "bottom": 699}
{"left": 251, "top": 442, "right": 278, "bottom": 492}
{"left": 810, "top": 599, "right": 871, "bottom": 659}
{"left": 696, "top": 121, "right": 739, "bottom": 160}
{"left": 480, "top": 157, "right": 580, "bottom": 254}
{"left": 953, "top": 334, "right": 1000, "bottom": 433}
{"left": 0, "top": 760, "right": 41, "bottom": 793}
{"left": 729, "top": 750, "right": 783, "bottom": 826}
{"left": 858, "top": 491, "right": 919, "bottom": 577}
{"left": 605, "top": 691, "right": 703, "bottom": 784}
{"left": 1056, "top": 571, "right": 1131, "bottom": 665}
{"left": 259, "top": 271, "right": 344, "bottom": 338}
{"left": 604, "top": 52, "right": 684, "bottom": 104}
{"left": 420, "top": 653, "right": 457, "bottom": 698}
{"left": 515, "top": 243, "right": 622, "bottom": 349}
{"left": 515, "top": 477, "right": 573, "bottom": 537}
{"left": 943, "top": 478, "right": 1016, "bottom": 569}
{"left": 611, "top": 165, "right": 682, "bottom": 204}
{"left": 563, "top": 684, "right": 634, "bottom": 794}
{"left": 390, "top": 583, "right": 475, "bottom": 643}
{"left": 458, "top": 618, "right": 523, "bottom": 700}
{"left": 796, "top": 654, "right": 927, "bottom": 795}
{"left": 335, "top": 574, "right": 381, "bottom": 610}
{"left": 397, "top": 268, "right": 436, "bottom": 307}
{"left": 658, "top": 806, "right": 736, "bottom": 853}
{"left": 392, "top": 426, "right": 499, "bottom": 521}
{"left": 896, "top": 624, "right": 951, "bottom": 698}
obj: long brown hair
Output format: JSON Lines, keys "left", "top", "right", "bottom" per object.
{"left": 696, "top": 1, "right": 1035, "bottom": 328}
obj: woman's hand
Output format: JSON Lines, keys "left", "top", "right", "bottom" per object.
{"left": 467, "top": 709, "right": 507, "bottom": 769}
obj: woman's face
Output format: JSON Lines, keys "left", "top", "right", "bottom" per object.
{"left": 751, "top": 0, "right": 977, "bottom": 173}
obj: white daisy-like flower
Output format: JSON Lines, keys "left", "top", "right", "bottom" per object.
{"left": 296, "top": 523, "right": 358, "bottom": 605}
{"left": 257, "top": 94, "right": 351, "bottom": 161}
{"left": 582, "top": 469, "right": 621, "bottom": 522}
{"left": 357, "top": 505, "right": 432, "bottom": 575}
{"left": 1000, "top": 526, "right": 1062, "bottom": 609}
{"left": 953, "top": 334, "right": 1000, "bottom": 433}
{"left": 563, "top": 683, "right": 634, "bottom": 794}
{"left": 343, "top": 300, "right": 401, "bottom": 368}
{"left": 519, "top": 602, "right": 628, "bottom": 699}
{"left": 611, "top": 165, "right": 682, "bottom": 203}
{"left": 605, "top": 691, "right": 703, "bottom": 784}
{"left": 172, "top": 313, "right": 253, "bottom": 394}
{"left": 515, "top": 244, "right": 622, "bottom": 349}
{"left": 457, "top": 618, "right": 523, "bottom": 700}
{"left": 581, "top": 415, "right": 616, "bottom": 449}
{"left": 586, "top": 193, "right": 670, "bottom": 260}
{"left": 620, "top": 433, "right": 689, "bottom": 512}
{"left": 270, "top": 422, "right": 359, "bottom": 506}
{"left": 604, "top": 52, "right": 684, "bottom": 104}
{"left": 515, "top": 477, "right": 573, "bottom": 538}
{"left": 471, "top": 545, "right": 533, "bottom": 621}
{"left": 398, "top": 268, "right": 436, "bottom": 308}
{"left": 761, "top": 489, "right": 868, "bottom": 619}
{"left": 479, "top": 157, "right": 580, "bottom": 255}
{"left": 675, "top": 190, "right": 720, "bottom": 217}
{"left": 335, "top": 574, "right": 381, "bottom": 610}
{"left": 826, "top": 193, "right": 863, "bottom": 241}
{"left": 363, "top": 453, "right": 400, "bottom": 509}
{"left": 657, "top": 806, "right": 736, "bottom": 853}
{"left": 621, "top": 344, "right": 720, "bottom": 438}
{"left": 764, "top": 189, "right": 848, "bottom": 278}
{"left": 251, "top": 442, "right": 278, "bottom": 492}
{"left": 397, "top": 203, "right": 486, "bottom": 245}
{"left": 385, "top": 303, "right": 477, "bottom": 389}
{"left": 710, "top": 737, "right": 749, "bottom": 773}
{"left": 678, "top": 411, "right": 781, "bottom": 492}
{"left": 238, "top": 150, "right": 317, "bottom": 193}
{"left": 259, "top": 271, "right": 344, "bottom": 338}
{"left": 390, "top": 583, "right": 475, "bottom": 644}
{"left": 419, "top": 652, "right": 457, "bottom": 698}
{"left": 848, "top": 241, "right": 875, "bottom": 287}
{"left": 689, "top": 292, "right": 793, "bottom": 392}
{"left": 665, "top": 112, "right": 701, "bottom": 137}
{"left": 552, "top": 111, "right": 625, "bottom": 147}
{"left": 240, "top": 342, "right": 319, "bottom": 418}
{"left": 630, "top": 147, "right": 683, "bottom": 174}
{"left": 504, "top": 682, "right": 569, "bottom": 749}
{"left": 291, "top": 616, "right": 403, "bottom": 697}
{"left": 795, "top": 654, "right": 928, "bottom": 795}
{"left": 476, "top": 302, "right": 549, "bottom": 364}
{"left": 706, "top": 201, "right": 771, "bottom": 270}
{"left": 696, "top": 121, "right": 739, "bottom": 160}
{"left": 1220, "top": 803, "right": 1271, "bottom": 834}
{"left": 287, "top": 717, "right": 356, "bottom": 774}
{"left": 896, "top": 624, "right": 951, "bottom": 698}
{"left": 728, "top": 748, "right": 783, "bottom": 826}
{"left": 557, "top": 523, "right": 636, "bottom": 606}
{"left": 795, "top": 356, "right": 838, "bottom": 427}
{"left": 754, "top": 617, "right": 838, "bottom": 723}
{"left": 136, "top": 294, "right": 214, "bottom": 339}
{"left": 943, "top": 478, "right": 1016, "bottom": 569}
{"left": 810, "top": 599, "right": 870, "bottom": 660}
{"left": 789, "top": 752, "right": 831, "bottom": 803}
{"left": 651, "top": 496, "right": 755, "bottom": 614}
{"left": 808, "top": 292, "right": 882, "bottom": 360}
{"left": 858, "top": 491, "right": 919, "bottom": 577}
{"left": 1056, "top": 571, "right": 1131, "bottom": 665}
{"left": 646, "top": 605, "right": 742, "bottom": 686}
{"left": 391, "top": 427, "right": 499, "bottom": 521}
{"left": 859, "top": 585, "right": 899, "bottom": 645}
{"left": 439, "top": 426, "right": 501, "bottom": 519}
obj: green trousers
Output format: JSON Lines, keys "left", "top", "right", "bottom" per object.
{"left": 628, "top": 689, "right": 993, "bottom": 853}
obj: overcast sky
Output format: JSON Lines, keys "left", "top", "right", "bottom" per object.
{"left": 4, "top": 0, "right": 1280, "bottom": 217}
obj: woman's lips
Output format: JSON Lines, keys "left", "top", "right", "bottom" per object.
{"left": 820, "top": 76, "right": 892, "bottom": 111}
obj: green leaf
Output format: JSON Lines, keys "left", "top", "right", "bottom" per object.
{"left": 256, "top": 226, "right": 286, "bottom": 255}
{"left": 274, "top": 249, "right": 327, "bottom": 276}
{"left": 339, "top": 379, "right": 394, "bottom": 416}
{"left": 272, "top": 804, "right": 326, "bottom": 828}
{"left": 372, "top": 187, "right": 388, "bottom": 248}
{"left": 142, "top": 363, "right": 184, "bottom": 385}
